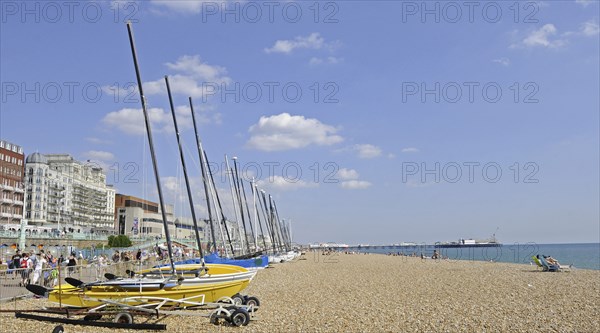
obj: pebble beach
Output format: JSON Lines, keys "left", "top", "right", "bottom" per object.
{"left": 1, "top": 253, "right": 598, "bottom": 333}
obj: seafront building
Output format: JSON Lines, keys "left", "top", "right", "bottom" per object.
{"left": 23, "top": 153, "right": 116, "bottom": 232}
{"left": 115, "top": 194, "right": 208, "bottom": 240}
{"left": 0, "top": 139, "right": 25, "bottom": 226}
{"left": 4, "top": 145, "right": 242, "bottom": 246}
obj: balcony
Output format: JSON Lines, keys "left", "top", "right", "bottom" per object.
{"left": 0, "top": 184, "right": 15, "bottom": 191}
{"left": 14, "top": 187, "right": 24, "bottom": 193}
{"left": 0, "top": 198, "right": 14, "bottom": 204}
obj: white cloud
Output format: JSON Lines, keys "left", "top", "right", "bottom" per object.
{"left": 246, "top": 113, "right": 343, "bottom": 151}
{"left": 492, "top": 58, "right": 510, "bottom": 66}
{"left": 102, "top": 105, "right": 211, "bottom": 136}
{"left": 309, "top": 56, "right": 343, "bottom": 66}
{"left": 103, "top": 107, "right": 163, "bottom": 135}
{"left": 512, "top": 21, "right": 599, "bottom": 49}
{"left": 575, "top": 0, "right": 593, "bottom": 7}
{"left": 340, "top": 180, "right": 372, "bottom": 190}
{"left": 143, "top": 55, "right": 231, "bottom": 98}
{"left": 84, "top": 150, "right": 115, "bottom": 161}
{"left": 401, "top": 147, "right": 419, "bottom": 153}
{"left": 265, "top": 33, "right": 333, "bottom": 54}
{"left": 518, "top": 24, "right": 566, "bottom": 48}
{"left": 581, "top": 20, "right": 599, "bottom": 36}
{"left": 257, "top": 176, "right": 318, "bottom": 191}
{"left": 353, "top": 144, "right": 382, "bottom": 159}
{"left": 166, "top": 55, "right": 229, "bottom": 82}
{"left": 337, "top": 168, "right": 359, "bottom": 180}
{"left": 162, "top": 176, "right": 181, "bottom": 193}
{"left": 387, "top": 153, "right": 396, "bottom": 159}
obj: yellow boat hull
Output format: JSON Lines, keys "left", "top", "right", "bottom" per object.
{"left": 49, "top": 278, "right": 250, "bottom": 308}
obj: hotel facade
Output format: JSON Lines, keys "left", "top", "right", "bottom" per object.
{"left": 23, "top": 153, "right": 115, "bottom": 231}
{"left": 0, "top": 139, "right": 25, "bottom": 226}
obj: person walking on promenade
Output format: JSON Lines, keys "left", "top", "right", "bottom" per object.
{"left": 67, "top": 252, "right": 77, "bottom": 276}
{"left": 31, "top": 253, "right": 47, "bottom": 285}
{"left": 20, "top": 253, "right": 32, "bottom": 286}
{"left": 11, "top": 251, "right": 21, "bottom": 271}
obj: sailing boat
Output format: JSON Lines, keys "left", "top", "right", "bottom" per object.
{"left": 26, "top": 22, "right": 255, "bottom": 308}
{"left": 178, "top": 108, "right": 268, "bottom": 270}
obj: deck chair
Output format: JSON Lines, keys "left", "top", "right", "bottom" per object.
{"left": 532, "top": 255, "right": 544, "bottom": 270}
{"left": 537, "top": 255, "right": 560, "bottom": 272}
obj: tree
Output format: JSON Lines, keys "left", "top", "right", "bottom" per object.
{"left": 108, "top": 235, "right": 132, "bottom": 248}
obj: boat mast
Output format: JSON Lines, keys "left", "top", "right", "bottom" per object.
{"left": 261, "top": 191, "right": 277, "bottom": 254}
{"left": 225, "top": 156, "right": 244, "bottom": 254}
{"left": 207, "top": 173, "right": 228, "bottom": 256}
{"left": 204, "top": 150, "right": 235, "bottom": 256}
{"left": 126, "top": 22, "right": 175, "bottom": 273}
{"left": 239, "top": 177, "right": 257, "bottom": 251}
{"left": 270, "top": 196, "right": 285, "bottom": 252}
{"left": 164, "top": 78, "right": 205, "bottom": 261}
{"left": 251, "top": 179, "right": 265, "bottom": 250}
{"left": 232, "top": 157, "right": 252, "bottom": 254}
{"left": 188, "top": 97, "right": 218, "bottom": 252}
{"left": 273, "top": 200, "right": 290, "bottom": 251}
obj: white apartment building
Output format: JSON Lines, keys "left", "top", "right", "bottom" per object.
{"left": 24, "top": 153, "right": 115, "bottom": 231}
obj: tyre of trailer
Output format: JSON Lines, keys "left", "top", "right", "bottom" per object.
{"left": 244, "top": 296, "right": 260, "bottom": 309}
{"left": 229, "top": 308, "right": 250, "bottom": 327}
{"left": 114, "top": 312, "right": 134, "bottom": 324}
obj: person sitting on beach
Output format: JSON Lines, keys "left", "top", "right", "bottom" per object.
{"left": 432, "top": 250, "right": 440, "bottom": 260}
{"left": 544, "top": 256, "right": 561, "bottom": 267}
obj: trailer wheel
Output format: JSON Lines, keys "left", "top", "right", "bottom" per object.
{"left": 52, "top": 325, "right": 64, "bottom": 333}
{"left": 209, "top": 312, "right": 229, "bottom": 326}
{"left": 114, "top": 312, "right": 134, "bottom": 324}
{"left": 231, "top": 293, "right": 244, "bottom": 305}
{"left": 229, "top": 308, "right": 250, "bottom": 327}
{"left": 244, "top": 296, "right": 260, "bottom": 309}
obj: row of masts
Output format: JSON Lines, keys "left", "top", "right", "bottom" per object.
{"left": 207, "top": 154, "right": 294, "bottom": 258}
{"left": 126, "top": 23, "right": 291, "bottom": 273}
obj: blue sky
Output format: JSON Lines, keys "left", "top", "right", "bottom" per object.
{"left": 1, "top": 0, "right": 598, "bottom": 245}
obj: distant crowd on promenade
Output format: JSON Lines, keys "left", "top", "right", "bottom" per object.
{"left": 0, "top": 244, "right": 198, "bottom": 289}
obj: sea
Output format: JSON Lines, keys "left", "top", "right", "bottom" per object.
{"left": 348, "top": 243, "right": 600, "bottom": 270}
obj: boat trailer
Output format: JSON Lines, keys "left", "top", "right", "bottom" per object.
{"left": 6, "top": 293, "right": 259, "bottom": 331}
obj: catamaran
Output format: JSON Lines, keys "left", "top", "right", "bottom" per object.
{"left": 25, "top": 22, "right": 257, "bottom": 309}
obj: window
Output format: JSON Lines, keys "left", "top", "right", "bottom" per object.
{"left": 0, "top": 141, "right": 4, "bottom": 148}
{"left": 6, "top": 143, "right": 10, "bottom": 150}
